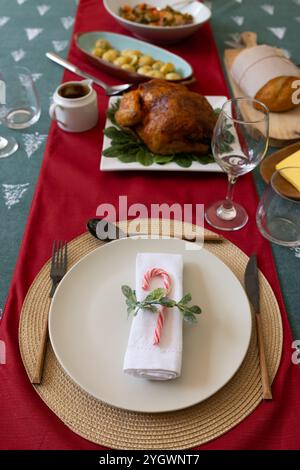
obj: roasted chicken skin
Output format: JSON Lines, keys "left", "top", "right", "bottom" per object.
{"left": 115, "top": 79, "right": 217, "bottom": 155}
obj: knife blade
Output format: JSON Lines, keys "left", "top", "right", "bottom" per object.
{"left": 244, "top": 254, "right": 272, "bottom": 400}
{"left": 244, "top": 254, "right": 259, "bottom": 313}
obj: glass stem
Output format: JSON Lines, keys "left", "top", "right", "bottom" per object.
{"left": 224, "top": 175, "right": 237, "bottom": 210}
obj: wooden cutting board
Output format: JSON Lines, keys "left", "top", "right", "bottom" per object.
{"left": 224, "top": 32, "right": 300, "bottom": 147}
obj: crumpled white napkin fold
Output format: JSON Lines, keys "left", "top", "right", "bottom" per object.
{"left": 123, "top": 253, "right": 183, "bottom": 380}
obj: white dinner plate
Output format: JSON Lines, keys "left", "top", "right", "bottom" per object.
{"left": 100, "top": 96, "right": 227, "bottom": 172}
{"left": 49, "top": 237, "right": 252, "bottom": 413}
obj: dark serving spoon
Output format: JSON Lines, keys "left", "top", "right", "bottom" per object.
{"left": 87, "top": 218, "right": 126, "bottom": 241}
{"left": 86, "top": 218, "right": 223, "bottom": 243}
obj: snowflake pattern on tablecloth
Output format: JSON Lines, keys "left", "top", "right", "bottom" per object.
{"left": 0, "top": 17, "right": 10, "bottom": 27}
{"left": 52, "top": 40, "right": 68, "bottom": 52}
{"left": 22, "top": 132, "right": 47, "bottom": 158}
{"left": 261, "top": 4, "right": 275, "bottom": 15}
{"left": 36, "top": 5, "right": 51, "bottom": 16}
{"left": 232, "top": 16, "right": 245, "bottom": 26}
{"left": 268, "top": 26, "right": 287, "bottom": 39}
{"left": 25, "top": 27, "right": 43, "bottom": 41}
{"left": 61, "top": 16, "right": 74, "bottom": 30}
{"left": 11, "top": 49, "right": 26, "bottom": 62}
{"left": 2, "top": 183, "right": 30, "bottom": 209}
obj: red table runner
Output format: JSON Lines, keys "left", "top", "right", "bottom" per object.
{"left": 1, "top": 0, "right": 300, "bottom": 450}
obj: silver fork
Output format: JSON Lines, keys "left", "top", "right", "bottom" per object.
{"left": 49, "top": 240, "right": 68, "bottom": 297}
{"left": 32, "top": 241, "right": 68, "bottom": 383}
{"left": 46, "top": 52, "right": 133, "bottom": 96}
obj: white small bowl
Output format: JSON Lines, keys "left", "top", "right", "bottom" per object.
{"left": 103, "top": 0, "right": 211, "bottom": 45}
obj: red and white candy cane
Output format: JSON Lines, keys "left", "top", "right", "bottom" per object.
{"left": 142, "top": 268, "right": 172, "bottom": 345}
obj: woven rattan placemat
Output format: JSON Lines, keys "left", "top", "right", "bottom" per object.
{"left": 19, "top": 219, "right": 282, "bottom": 449}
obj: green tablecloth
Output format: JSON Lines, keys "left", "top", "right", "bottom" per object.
{"left": 0, "top": 0, "right": 77, "bottom": 319}
{"left": 0, "top": 0, "right": 299, "bottom": 337}
{"left": 209, "top": 0, "right": 300, "bottom": 339}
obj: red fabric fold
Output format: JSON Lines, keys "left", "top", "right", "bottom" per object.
{"left": 0, "top": 0, "right": 299, "bottom": 450}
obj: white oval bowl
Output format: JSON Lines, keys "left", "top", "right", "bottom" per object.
{"left": 103, "top": 0, "right": 211, "bottom": 45}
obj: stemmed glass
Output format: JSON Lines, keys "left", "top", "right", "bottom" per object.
{"left": 0, "top": 66, "right": 41, "bottom": 158}
{"left": 205, "top": 98, "right": 269, "bottom": 231}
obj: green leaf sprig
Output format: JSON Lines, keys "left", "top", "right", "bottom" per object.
{"left": 104, "top": 99, "right": 215, "bottom": 168}
{"left": 219, "top": 122, "right": 235, "bottom": 154}
{"left": 121, "top": 285, "right": 201, "bottom": 324}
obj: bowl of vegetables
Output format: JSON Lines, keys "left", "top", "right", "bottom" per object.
{"left": 103, "top": 0, "right": 211, "bottom": 45}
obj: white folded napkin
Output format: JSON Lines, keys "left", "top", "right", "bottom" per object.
{"left": 123, "top": 253, "right": 183, "bottom": 380}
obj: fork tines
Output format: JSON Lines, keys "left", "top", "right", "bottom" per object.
{"left": 49, "top": 240, "right": 68, "bottom": 297}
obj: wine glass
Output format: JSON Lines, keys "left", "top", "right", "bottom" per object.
{"left": 256, "top": 167, "right": 300, "bottom": 246}
{"left": 0, "top": 134, "right": 18, "bottom": 159}
{"left": 0, "top": 77, "right": 18, "bottom": 157}
{"left": 205, "top": 98, "right": 269, "bottom": 231}
{"left": 0, "top": 66, "right": 41, "bottom": 158}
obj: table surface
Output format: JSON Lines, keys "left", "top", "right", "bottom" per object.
{"left": 0, "top": 0, "right": 299, "bottom": 338}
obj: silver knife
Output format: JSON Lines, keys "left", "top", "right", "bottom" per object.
{"left": 244, "top": 254, "right": 272, "bottom": 400}
{"left": 46, "top": 52, "right": 132, "bottom": 96}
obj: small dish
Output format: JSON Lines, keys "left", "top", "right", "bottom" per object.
{"left": 75, "top": 31, "right": 193, "bottom": 84}
{"left": 103, "top": 0, "right": 211, "bottom": 45}
{"left": 260, "top": 141, "right": 300, "bottom": 200}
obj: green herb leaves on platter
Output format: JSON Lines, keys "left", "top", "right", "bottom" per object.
{"left": 219, "top": 121, "right": 235, "bottom": 154}
{"left": 121, "top": 285, "right": 201, "bottom": 325}
{"left": 104, "top": 99, "right": 215, "bottom": 168}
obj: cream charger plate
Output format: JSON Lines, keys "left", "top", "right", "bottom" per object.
{"left": 48, "top": 237, "right": 252, "bottom": 413}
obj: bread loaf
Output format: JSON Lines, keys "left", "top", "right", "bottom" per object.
{"left": 231, "top": 45, "right": 300, "bottom": 112}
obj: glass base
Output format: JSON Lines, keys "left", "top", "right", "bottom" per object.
{"left": 0, "top": 136, "right": 18, "bottom": 158}
{"left": 205, "top": 200, "right": 249, "bottom": 231}
{"left": 5, "top": 108, "right": 41, "bottom": 129}
{"left": 257, "top": 215, "right": 300, "bottom": 247}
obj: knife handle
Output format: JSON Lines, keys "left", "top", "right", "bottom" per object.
{"left": 256, "top": 313, "right": 272, "bottom": 400}
{"left": 31, "top": 310, "right": 49, "bottom": 384}
{"left": 46, "top": 52, "right": 111, "bottom": 93}
{"left": 46, "top": 51, "right": 77, "bottom": 74}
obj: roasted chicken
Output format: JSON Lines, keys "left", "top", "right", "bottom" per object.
{"left": 115, "top": 79, "right": 217, "bottom": 155}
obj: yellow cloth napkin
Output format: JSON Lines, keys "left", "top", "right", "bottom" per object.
{"left": 275, "top": 150, "right": 300, "bottom": 192}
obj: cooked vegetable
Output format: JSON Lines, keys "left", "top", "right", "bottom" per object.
{"left": 95, "top": 39, "right": 111, "bottom": 50}
{"left": 91, "top": 39, "right": 183, "bottom": 80}
{"left": 102, "top": 49, "right": 119, "bottom": 62}
{"left": 119, "top": 3, "right": 194, "bottom": 27}
{"left": 138, "top": 55, "right": 155, "bottom": 67}
{"left": 113, "top": 56, "right": 131, "bottom": 66}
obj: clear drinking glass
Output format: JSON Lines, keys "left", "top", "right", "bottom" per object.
{"left": 0, "top": 66, "right": 41, "bottom": 158}
{"left": 256, "top": 167, "right": 300, "bottom": 247}
{"left": 205, "top": 98, "right": 269, "bottom": 231}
